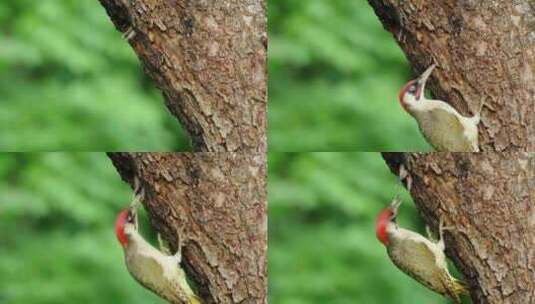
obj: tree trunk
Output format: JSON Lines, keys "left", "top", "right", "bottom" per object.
{"left": 99, "top": 1, "right": 267, "bottom": 152}
{"left": 368, "top": 1, "right": 535, "bottom": 151}
{"left": 382, "top": 152, "right": 535, "bottom": 304}
{"left": 108, "top": 152, "right": 267, "bottom": 304}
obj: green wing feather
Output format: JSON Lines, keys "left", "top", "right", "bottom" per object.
{"left": 419, "top": 107, "right": 474, "bottom": 151}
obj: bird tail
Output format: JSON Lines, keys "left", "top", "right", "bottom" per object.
{"left": 453, "top": 278, "right": 469, "bottom": 296}
{"left": 446, "top": 279, "right": 469, "bottom": 304}
{"left": 188, "top": 295, "right": 203, "bottom": 304}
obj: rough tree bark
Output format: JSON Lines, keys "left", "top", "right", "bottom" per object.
{"left": 99, "top": 1, "right": 267, "bottom": 152}
{"left": 108, "top": 152, "right": 267, "bottom": 304}
{"left": 368, "top": 1, "right": 535, "bottom": 151}
{"left": 382, "top": 152, "right": 535, "bottom": 304}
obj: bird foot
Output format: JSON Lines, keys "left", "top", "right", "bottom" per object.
{"left": 174, "top": 238, "right": 183, "bottom": 264}
{"left": 398, "top": 164, "right": 413, "bottom": 192}
{"left": 158, "top": 233, "right": 183, "bottom": 263}
{"left": 122, "top": 27, "right": 136, "bottom": 41}
{"left": 158, "top": 233, "right": 173, "bottom": 255}
{"left": 425, "top": 225, "right": 436, "bottom": 242}
{"left": 425, "top": 218, "right": 453, "bottom": 250}
{"left": 438, "top": 218, "right": 456, "bottom": 251}
{"left": 130, "top": 176, "right": 144, "bottom": 210}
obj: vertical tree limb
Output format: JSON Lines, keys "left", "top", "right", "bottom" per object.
{"left": 108, "top": 152, "right": 267, "bottom": 304}
{"left": 382, "top": 152, "right": 535, "bottom": 304}
{"left": 99, "top": 1, "right": 267, "bottom": 152}
{"left": 369, "top": 1, "right": 535, "bottom": 151}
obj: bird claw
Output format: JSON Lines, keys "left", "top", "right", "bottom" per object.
{"left": 130, "top": 177, "right": 144, "bottom": 210}
{"left": 398, "top": 164, "right": 413, "bottom": 192}
{"left": 426, "top": 218, "right": 452, "bottom": 250}
{"left": 437, "top": 218, "right": 456, "bottom": 251}
{"left": 478, "top": 95, "right": 496, "bottom": 113}
{"left": 158, "top": 233, "right": 173, "bottom": 255}
{"left": 122, "top": 27, "right": 136, "bottom": 41}
{"left": 478, "top": 97, "right": 485, "bottom": 115}
{"left": 158, "top": 233, "right": 183, "bottom": 263}
{"left": 439, "top": 218, "right": 445, "bottom": 240}
{"left": 174, "top": 247, "right": 182, "bottom": 264}
{"left": 174, "top": 237, "right": 183, "bottom": 264}
{"left": 425, "top": 225, "right": 436, "bottom": 242}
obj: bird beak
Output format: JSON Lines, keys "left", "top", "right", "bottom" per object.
{"left": 390, "top": 197, "right": 402, "bottom": 220}
{"left": 415, "top": 64, "right": 436, "bottom": 99}
{"left": 417, "top": 64, "right": 435, "bottom": 86}
{"left": 127, "top": 207, "right": 138, "bottom": 230}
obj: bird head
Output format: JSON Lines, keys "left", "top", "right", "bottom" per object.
{"left": 115, "top": 208, "right": 138, "bottom": 247}
{"left": 398, "top": 64, "right": 436, "bottom": 111}
{"left": 376, "top": 198, "right": 402, "bottom": 246}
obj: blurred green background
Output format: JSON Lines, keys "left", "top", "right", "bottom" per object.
{"left": 269, "top": 152, "right": 456, "bottom": 304}
{"left": 269, "top": 0, "right": 431, "bottom": 151}
{"left": 0, "top": 153, "right": 166, "bottom": 303}
{"left": 0, "top": 1, "right": 189, "bottom": 151}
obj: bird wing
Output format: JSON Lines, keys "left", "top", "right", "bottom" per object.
{"left": 420, "top": 107, "right": 474, "bottom": 151}
{"left": 129, "top": 253, "right": 168, "bottom": 294}
{"left": 387, "top": 234, "right": 450, "bottom": 295}
{"left": 128, "top": 253, "right": 187, "bottom": 303}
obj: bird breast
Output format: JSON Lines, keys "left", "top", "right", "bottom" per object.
{"left": 411, "top": 106, "right": 476, "bottom": 152}
{"left": 125, "top": 244, "right": 192, "bottom": 304}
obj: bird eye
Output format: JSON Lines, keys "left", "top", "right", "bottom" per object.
{"left": 409, "top": 85, "right": 417, "bottom": 94}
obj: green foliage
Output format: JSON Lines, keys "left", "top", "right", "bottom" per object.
{"left": 269, "top": 0, "right": 431, "bottom": 151}
{"left": 269, "top": 152, "right": 449, "bottom": 303}
{"left": 0, "top": 1, "right": 189, "bottom": 151}
{"left": 0, "top": 153, "right": 165, "bottom": 304}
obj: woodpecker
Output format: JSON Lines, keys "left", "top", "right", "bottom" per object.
{"left": 376, "top": 198, "right": 468, "bottom": 303}
{"left": 398, "top": 64, "right": 483, "bottom": 152}
{"left": 115, "top": 184, "right": 201, "bottom": 304}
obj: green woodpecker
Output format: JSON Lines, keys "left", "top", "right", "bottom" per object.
{"left": 115, "top": 186, "right": 201, "bottom": 304}
{"left": 376, "top": 198, "right": 468, "bottom": 303}
{"left": 398, "top": 64, "right": 483, "bottom": 152}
